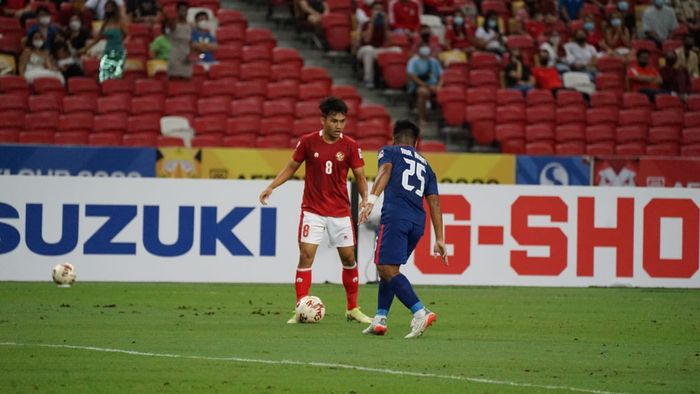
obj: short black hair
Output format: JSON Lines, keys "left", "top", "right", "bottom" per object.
{"left": 637, "top": 48, "right": 650, "bottom": 58}
{"left": 36, "top": 5, "right": 50, "bottom": 15}
{"left": 319, "top": 96, "right": 348, "bottom": 117}
{"left": 176, "top": 1, "right": 189, "bottom": 9}
{"left": 195, "top": 11, "right": 208, "bottom": 20}
{"left": 393, "top": 120, "right": 420, "bottom": 142}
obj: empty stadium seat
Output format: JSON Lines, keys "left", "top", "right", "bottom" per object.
{"left": 525, "top": 141, "right": 555, "bottom": 155}
{"left": 555, "top": 124, "right": 586, "bottom": 142}
{"left": 102, "top": 79, "right": 133, "bottom": 96}
{"left": 496, "top": 89, "right": 525, "bottom": 106}
{"left": 192, "top": 133, "right": 224, "bottom": 147}
{"left": 19, "top": 131, "right": 54, "bottom": 144}
{"left": 556, "top": 90, "right": 586, "bottom": 108}
{"left": 28, "top": 95, "right": 61, "bottom": 114}
{"left": 655, "top": 94, "right": 683, "bottom": 110}
{"left": 127, "top": 115, "right": 161, "bottom": 134}
{"left": 321, "top": 13, "right": 352, "bottom": 51}
{"left": 377, "top": 52, "right": 409, "bottom": 90}
{"left": 164, "top": 96, "right": 196, "bottom": 116}
{"left": 209, "top": 61, "right": 240, "bottom": 80}
{"left": 25, "top": 112, "right": 59, "bottom": 131}
{"left": 67, "top": 77, "right": 100, "bottom": 97}
{"left": 466, "top": 87, "right": 497, "bottom": 105}
{"left": 586, "top": 124, "right": 616, "bottom": 143}
{"left": 526, "top": 89, "right": 554, "bottom": 107}
{"left": 437, "top": 86, "right": 466, "bottom": 127}
{"left": 616, "top": 141, "right": 646, "bottom": 155}
{"left": 94, "top": 114, "right": 128, "bottom": 133}
{"left": 97, "top": 95, "right": 130, "bottom": 114}
{"left": 197, "top": 97, "right": 231, "bottom": 116}
{"left": 192, "top": 116, "right": 227, "bottom": 135}
{"left": 130, "top": 96, "right": 165, "bottom": 115}
{"left": 89, "top": 132, "right": 123, "bottom": 146}
{"left": 32, "top": 77, "right": 63, "bottom": 96}
{"left": 58, "top": 113, "right": 94, "bottom": 133}
{"left": 272, "top": 47, "right": 304, "bottom": 68}
{"left": 123, "top": 132, "right": 158, "bottom": 147}
{"left": 54, "top": 131, "right": 89, "bottom": 145}
{"left": 240, "top": 62, "right": 271, "bottom": 82}
{"left": 231, "top": 97, "right": 264, "bottom": 116}
{"left": 555, "top": 141, "right": 586, "bottom": 155}
{"left": 590, "top": 91, "right": 619, "bottom": 108}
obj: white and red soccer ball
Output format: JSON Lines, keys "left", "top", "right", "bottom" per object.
{"left": 52, "top": 262, "right": 76, "bottom": 286}
{"left": 295, "top": 295, "right": 325, "bottom": 323}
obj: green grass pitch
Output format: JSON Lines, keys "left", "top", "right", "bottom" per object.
{"left": 0, "top": 282, "right": 698, "bottom": 393}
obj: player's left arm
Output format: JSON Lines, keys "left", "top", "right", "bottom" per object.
{"left": 425, "top": 167, "right": 447, "bottom": 265}
{"left": 358, "top": 162, "right": 392, "bottom": 224}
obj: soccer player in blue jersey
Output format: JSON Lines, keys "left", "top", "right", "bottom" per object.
{"left": 358, "top": 120, "right": 447, "bottom": 339}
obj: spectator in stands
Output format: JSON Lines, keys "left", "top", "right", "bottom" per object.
{"left": 532, "top": 47, "right": 564, "bottom": 90}
{"left": 671, "top": 0, "right": 699, "bottom": 26}
{"left": 660, "top": 51, "right": 690, "bottom": 97}
{"left": 150, "top": 22, "right": 172, "bottom": 61}
{"left": 627, "top": 49, "right": 663, "bottom": 100}
{"left": 642, "top": 0, "right": 678, "bottom": 48}
{"left": 53, "top": 41, "right": 83, "bottom": 80}
{"left": 407, "top": 45, "right": 443, "bottom": 126}
{"left": 390, "top": 0, "right": 421, "bottom": 33}
{"left": 86, "top": 0, "right": 125, "bottom": 20}
{"left": 676, "top": 34, "right": 700, "bottom": 78}
{"left": 541, "top": 31, "right": 569, "bottom": 72}
{"left": 505, "top": 48, "right": 535, "bottom": 94}
{"left": 411, "top": 25, "right": 442, "bottom": 57}
{"left": 57, "top": 0, "right": 94, "bottom": 28}
{"left": 63, "top": 12, "right": 91, "bottom": 54}
{"left": 564, "top": 29, "right": 598, "bottom": 74}
{"left": 297, "top": 0, "right": 328, "bottom": 29}
{"left": 616, "top": 0, "right": 636, "bottom": 37}
{"left": 475, "top": 10, "right": 506, "bottom": 56}
{"left": 27, "top": 6, "right": 60, "bottom": 52}
{"left": 602, "top": 11, "right": 631, "bottom": 57}
{"left": 356, "top": 1, "right": 401, "bottom": 89}
{"left": 192, "top": 11, "right": 218, "bottom": 66}
{"left": 81, "top": 0, "right": 127, "bottom": 82}
{"left": 126, "top": 0, "right": 158, "bottom": 23}
{"left": 167, "top": 1, "right": 193, "bottom": 79}
{"left": 355, "top": 0, "right": 373, "bottom": 26}
{"left": 558, "top": 0, "right": 585, "bottom": 22}
{"left": 445, "top": 10, "right": 473, "bottom": 51}
{"left": 582, "top": 14, "right": 602, "bottom": 49}
{"left": 19, "top": 30, "right": 65, "bottom": 84}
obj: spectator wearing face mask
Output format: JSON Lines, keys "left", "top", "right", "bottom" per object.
{"left": 150, "top": 21, "right": 172, "bottom": 61}
{"left": 582, "top": 14, "right": 602, "bottom": 49}
{"left": 475, "top": 10, "right": 506, "bottom": 56}
{"left": 19, "top": 30, "right": 65, "bottom": 84}
{"left": 27, "top": 6, "right": 59, "bottom": 52}
{"left": 63, "top": 12, "right": 91, "bottom": 54}
{"left": 407, "top": 45, "right": 443, "bottom": 126}
{"left": 356, "top": 1, "right": 400, "bottom": 89}
{"left": 616, "top": 1, "right": 636, "bottom": 36}
{"left": 540, "top": 32, "right": 569, "bottom": 72}
{"left": 558, "top": 0, "right": 585, "bottom": 22}
{"left": 411, "top": 25, "right": 441, "bottom": 57}
{"left": 445, "top": 10, "right": 475, "bottom": 52}
{"left": 602, "top": 11, "right": 631, "bottom": 56}
{"left": 389, "top": 0, "right": 421, "bottom": 34}
{"left": 564, "top": 29, "right": 599, "bottom": 73}
{"left": 505, "top": 48, "right": 536, "bottom": 94}
{"left": 642, "top": 0, "right": 678, "bottom": 47}
{"left": 532, "top": 47, "right": 564, "bottom": 90}
{"left": 676, "top": 34, "right": 699, "bottom": 78}
{"left": 192, "top": 11, "right": 218, "bottom": 65}
{"left": 660, "top": 51, "right": 690, "bottom": 97}
{"left": 627, "top": 49, "right": 662, "bottom": 99}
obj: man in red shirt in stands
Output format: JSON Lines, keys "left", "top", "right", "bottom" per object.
{"left": 260, "top": 97, "right": 373, "bottom": 325}
{"left": 390, "top": 0, "right": 421, "bottom": 33}
{"left": 532, "top": 47, "right": 563, "bottom": 90}
{"left": 627, "top": 48, "right": 662, "bottom": 99}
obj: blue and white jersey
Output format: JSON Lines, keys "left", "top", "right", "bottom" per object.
{"left": 378, "top": 145, "right": 438, "bottom": 225}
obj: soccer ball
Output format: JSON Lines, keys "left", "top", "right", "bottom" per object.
{"left": 295, "top": 295, "right": 325, "bottom": 323}
{"left": 52, "top": 263, "right": 76, "bottom": 286}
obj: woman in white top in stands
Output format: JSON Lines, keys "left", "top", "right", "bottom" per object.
{"left": 19, "top": 30, "right": 65, "bottom": 85}
{"left": 564, "top": 29, "right": 599, "bottom": 73}
{"left": 475, "top": 10, "right": 506, "bottom": 56}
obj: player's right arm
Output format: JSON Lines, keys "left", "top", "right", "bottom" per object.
{"left": 426, "top": 194, "right": 448, "bottom": 265}
{"left": 358, "top": 162, "right": 392, "bottom": 224}
{"left": 259, "top": 159, "right": 302, "bottom": 205}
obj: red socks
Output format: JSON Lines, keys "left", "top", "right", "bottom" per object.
{"left": 342, "top": 263, "right": 359, "bottom": 310}
{"left": 295, "top": 268, "right": 312, "bottom": 302}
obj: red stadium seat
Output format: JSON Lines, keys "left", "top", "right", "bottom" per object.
{"left": 272, "top": 47, "right": 304, "bottom": 68}
{"left": 587, "top": 107, "right": 619, "bottom": 126}
{"left": 685, "top": 112, "right": 700, "bottom": 128}
{"left": 215, "top": 44, "right": 243, "bottom": 61}
{"left": 209, "top": 61, "right": 240, "bottom": 80}
{"left": 506, "top": 35, "right": 535, "bottom": 64}
{"left": 0, "top": 111, "right": 25, "bottom": 130}
{"left": 687, "top": 96, "right": 700, "bottom": 112}
{"left": 54, "top": 131, "right": 89, "bottom": 145}
{"left": 526, "top": 105, "right": 555, "bottom": 125}
{"left": 197, "top": 97, "right": 231, "bottom": 116}
{"left": 496, "top": 124, "right": 524, "bottom": 141}
{"left": 97, "top": 95, "right": 130, "bottom": 114}
{"left": 0, "top": 94, "right": 27, "bottom": 112}
{"left": 500, "top": 138, "right": 526, "bottom": 153}
{"left": 130, "top": 96, "right": 164, "bottom": 115}
{"left": 466, "top": 87, "right": 497, "bottom": 105}
{"left": 192, "top": 133, "right": 224, "bottom": 147}
{"left": 127, "top": 115, "right": 161, "bottom": 134}
{"left": 101, "top": 79, "right": 133, "bottom": 96}
{"left": 240, "top": 62, "right": 271, "bottom": 82}
{"left": 0, "top": 129, "right": 20, "bottom": 143}
{"left": 325, "top": 0, "right": 352, "bottom": 14}
{"left": 245, "top": 27, "right": 276, "bottom": 51}
{"left": 242, "top": 45, "right": 273, "bottom": 69}
{"left": 25, "top": 113, "right": 59, "bottom": 131}
{"left": 301, "top": 67, "right": 332, "bottom": 91}
{"left": 525, "top": 141, "right": 555, "bottom": 155}
{"left": 615, "top": 141, "right": 646, "bottom": 156}
{"left": 359, "top": 104, "right": 390, "bottom": 123}
{"left": 321, "top": 13, "right": 351, "bottom": 51}
{"left": 526, "top": 89, "right": 554, "bottom": 107}
{"left": 681, "top": 144, "right": 700, "bottom": 156}
{"left": 157, "top": 135, "right": 185, "bottom": 147}
{"left": 646, "top": 142, "right": 679, "bottom": 156}
{"left": 89, "top": 132, "right": 123, "bottom": 146}
{"left": 682, "top": 127, "right": 700, "bottom": 144}
{"left": 555, "top": 141, "right": 586, "bottom": 155}
{"left": 260, "top": 118, "right": 291, "bottom": 136}
{"left": 377, "top": 52, "right": 409, "bottom": 89}
{"left": 298, "top": 82, "right": 329, "bottom": 101}
{"left": 0, "top": 75, "right": 29, "bottom": 94}
{"left": 468, "top": 69, "right": 499, "bottom": 88}
{"left": 32, "top": 77, "right": 63, "bottom": 96}
{"left": 167, "top": 80, "right": 197, "bottom": 98}
{"left": 418, "top": 140, "right": 447, "bottom": 152}
{"left": 556, "top": 106, "right": 586, "bottom": 125}
{"left": 123, "top": 132, "right": 158, "bottom": 147}
{"left": 231, "top": 97, "right": 264, "bottom": 117}
{"left": 596, "top": 73, "right": 623, "bottom": 93}
{"left": 586, "top": 141, "right": 615, "bottom": 155}
{"left": 270, "top": 63, "right": 302, "bottom": 82}
{"left": 256, "top": 134, "right": 290, "bottom": 148}
{"left": 28, "top": 95, "right": 61, "bottom": 114}
{"left": 94, "top": 114, "right": 128, "bottom": 133}
{"left": 496, "top": 104, "right": 525, "bottom": 125}
{"left": 555, "top": 124, "right": 586, "bottom": 142}
{"left": 654, "top": 94, "right": 683, "bottom": 110}
{"left": 496, "top": 89, "right": 525, "bottom": 106}
{"left": 263, "top": 99, "right": 295, "bottom": 122}
{"left": 58, "top": 113, "right": 94, "bottom": 133}
{"left": 192, "top": 116, "right": 227, "bottom": 135}
{"left": 134, "top": 79, "right": 165, "bottom": 98}
{"left": 596, "top": 56, "right": 625, "bottom": 77}
{"left": 651, "top": 109, "right": 683, "bottom": 128}
{"left": 217, "top": 9, "right": 248, "bottom": 29}
{"left": 164, "top": 96, "right": 196, "bottom": 116}
{"left": 470, "top": 51, "right": 500, "bottom": 70}
{"left": 556, "top": 90, "right": 585, "bottom": 108}
{"left": 227, "top": 115, "right": 261, "bottom": 135}
{"left": 648, "top": 126, "right": 681, "bottom": 144}
{"left": 616, "top": 125, "right": 647, "bottom": 143}
{"left": 67, "top": 77, "right": 99, "bottom": 97}
{"left": 525, "top": 124, "right": 555, "bottom": 142}
{"left": 216, "top": 25, "right": 246, "bottom": 45}
{"left": 267, "top": 80, "right": 299, "bottom": 101}
{"left": 222, "top": 133, "right": 255, "bottom": 147}
{"left": 201, "top": 79, "right": 237, "bottom": 99}
{"left": 621, "top": 92, "right": 651, "bottom": 109}
{"left": 357, "top": 119, "right": 391, "bottom": 139}
{"left": 590, "top": 91, "right": 619, "bottom": 108}
{"left": 437, "top": 87, "right": 466, "bottom": 127}
{"left": 234, "top": 80, "right": 267, "bottom": 99}
{"left": 294, "top": 118, "right": 322, "bottom": 137}
{"left": 586, "top": 124, "right": 616, "bottom": 143}
{"left": 19, "top": 131, "right": 54, "bottom": 144}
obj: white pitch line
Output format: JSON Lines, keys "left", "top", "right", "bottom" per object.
{"left": 0, "top": 342, "right": 625, "bottom": 394}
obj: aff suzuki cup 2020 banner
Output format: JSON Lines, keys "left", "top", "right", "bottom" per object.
{"left": 1, "top": 176, "right": 698, "bottom": 288}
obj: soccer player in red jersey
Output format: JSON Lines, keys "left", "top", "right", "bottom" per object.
{"left": 259, "top": 97, "right": 373, "bottom": 324}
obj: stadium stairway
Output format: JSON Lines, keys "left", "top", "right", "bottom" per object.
{"left": 222, "top": 0, "right": 442, "bottom": 144}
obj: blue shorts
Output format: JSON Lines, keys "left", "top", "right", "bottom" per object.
{"left": 374, "top": 220, "right": 424, "bottom": 265}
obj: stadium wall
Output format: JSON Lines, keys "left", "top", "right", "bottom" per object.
{"left": 1, "top": 175, "right": 698, "bottom": 288}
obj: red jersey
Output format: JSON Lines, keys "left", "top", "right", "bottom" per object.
{"left": 627, "top": 64, "right": 660, "bottom": 92}
{"left": 292, "top": 130, "right": 364, "bottom": 217}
